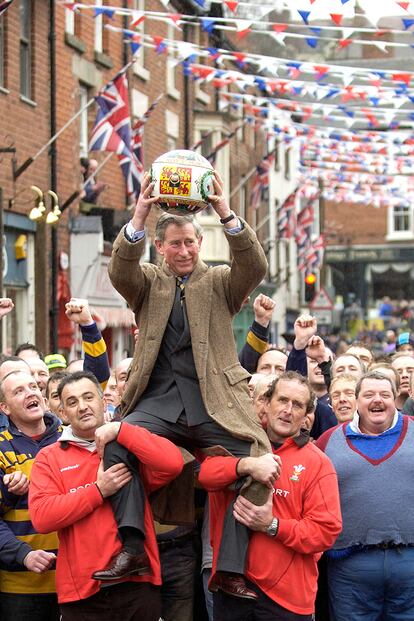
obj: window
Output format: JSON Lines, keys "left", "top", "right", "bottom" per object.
{"left": 166, "top": 23, "right": 179, "bottom": 99}
{"left": 166, "top": 109, "right": 179, "bottom": 151}
{"left": 387, "top": 204, "right": 414, "bottom": 240}
{"left": 65, "top": 7, "right": 75, "bottom": 34}
{"left": 274, "top": 141, "right": 280, "bottom": 171}
{"left": 193, "top": 26, "right": 210, "bottom": 105}
{"left": 19, "top": 0, "right": 32, "bottom": 99}
{"left": 132, "top": 0, "right": 149, "bottom": 81}
{"left": 284, "top": 146, "right": 291, "bottom": 180}
{"left": 94, "top": 0, "right": 103, "bottom": 53}
{"left": 239, "top": 185, "right": 247, "bottom": 221}
{"left": 393, "top": 205, "right": 411, "bottom": 232}
{"left": 79, "top": 84, "right": 89, "bottom": 157}
{"left": 0, "top": 15, "right": 5, "bottom": 88}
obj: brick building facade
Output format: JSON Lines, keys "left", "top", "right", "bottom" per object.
{"left": 0, "top": 1, "right": 273, "bottom": 359}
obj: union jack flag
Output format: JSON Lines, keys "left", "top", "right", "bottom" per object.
{"left": 251, "top": 152, "right": 275, "bottom": 210}
{"left": 89, "top": 70, "right": 142, "bottom": 200}
{"left": 277, "top": 190, "right": 296, "bottom": 238}
{"left": 0, "top": 0, "right": 14, "bottom": 17}
{"left": 297, "top": 235, "right": 325, "bottom": 273}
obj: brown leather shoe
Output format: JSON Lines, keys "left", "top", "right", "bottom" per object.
{"left": 92, "top": 550, "right": 150, "bottom": 581}
{"left": 209, "top": 572, "right": 258, "bottom": 600}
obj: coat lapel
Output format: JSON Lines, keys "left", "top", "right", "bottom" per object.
{"left": 146, "top": 264, "right": 176, "bottom": 337}
{"left": 186, "top": 261, "right": 211, "bottom": 376}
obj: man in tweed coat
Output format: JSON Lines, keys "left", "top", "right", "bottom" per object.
{"left": 96, "top": 171, "right": 279, "bottom": 599}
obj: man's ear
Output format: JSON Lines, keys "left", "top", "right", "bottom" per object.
{"left": 0, "top": 402, "right": 10, "bottom": 417}
{"left": 154, "top": 239, "right": 164, "bottom": 256}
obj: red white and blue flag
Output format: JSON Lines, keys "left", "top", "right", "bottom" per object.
{"left": 251, "top": 152, "right": 275, "bottom": 210}
{"left": 277, "top": 190, "right": 296, "bottom": 238}
{"left": 89, "top": 70, "right": 142, "bottom": 200}
{"left": 0, "top": 0, "right": 14, "bottom": 17}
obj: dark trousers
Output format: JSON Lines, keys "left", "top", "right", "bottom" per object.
{"left": 104, "top": 410, "right": 253, "bottom": 574}
{"left": 213, "top": 583, "right": 314, "bottom": 621}
{"left": 0, "top": 592, "right": 59, "bottom": 621}
{"left": 104, "top": 439, "right": 146, "bottom": 552}
{"left": 60, "top": 581, "right": 161, "bottom": 621}
{"left": 159, "top": 535, "right": 198, "bottom": 621}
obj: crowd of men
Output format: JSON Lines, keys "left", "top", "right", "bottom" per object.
{"left": 0, "top": 171, "right": 413, "bottom": 620}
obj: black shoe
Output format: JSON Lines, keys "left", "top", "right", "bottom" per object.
{"left": 209, "top": 572, "right": 258, "bottom": 600}
{"left": 92, "top": 550, "right": 150, "bottom": 581}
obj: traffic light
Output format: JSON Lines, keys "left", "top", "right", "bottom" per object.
{"left": 304, "top": 273, "right": 317, "bottom": 303}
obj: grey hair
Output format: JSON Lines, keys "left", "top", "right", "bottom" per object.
{"left": 155, "top": 213, "right": 203, "bottom": 242}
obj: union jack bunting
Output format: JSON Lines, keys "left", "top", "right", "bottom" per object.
{"left": 251, "top": 152, "right": 275, "bottom": 210}
{"left": 0, "top": 0, "right": 14, "bottom": 17}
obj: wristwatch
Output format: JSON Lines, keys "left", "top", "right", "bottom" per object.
{"left": 220, "top": 212, "right": 236, "bottom": 224}
{"left": 266, "top": 517, "right": 279, "bottom": 537}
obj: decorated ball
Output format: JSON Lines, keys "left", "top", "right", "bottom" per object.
{"left": 150, "top": 150, "right": 214, "bottom": 215}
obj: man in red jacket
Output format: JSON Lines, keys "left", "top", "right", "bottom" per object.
{"left": 29, "top": 371, "right": 184, "bottom": 621}
{"left": 199, "top": 371, "right": 342, "bottom": 621}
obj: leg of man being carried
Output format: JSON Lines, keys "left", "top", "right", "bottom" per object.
{"left": 96, "top": 410, "right": 278, "bottom": 600}
{"left": 92, "top": 443, "right": 150, "bottom": 581}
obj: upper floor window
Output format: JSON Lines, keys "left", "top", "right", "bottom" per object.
{"left": 132, "top": 0, "right": 149, "bottom": 81}
{"left": 387, "top": 204, "right": 414, "bottom": 240}
{"left": 79, "top": 84, "right": 89, "bottom": 157}
{"left": 20, "top": 0, "right": 32, "bottom": 99}
{"left": 284, "top": 146, "right": 291, "bottom": 180}
{"left": 94, "top": 0, "right": 103, "bottom": 53}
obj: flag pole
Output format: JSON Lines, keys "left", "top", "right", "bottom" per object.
{"left": 229, "top": 166, "right": 257, "bottom": 200}
{"left": 13, "top": 98, "right": 95, "bottom": 179}
{"left": 13, "top": 58, "right": 136, "bottom": 180}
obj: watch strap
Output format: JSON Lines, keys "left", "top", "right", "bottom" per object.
{"left": 220, "top": 212, "right": 236, "bottom": 224}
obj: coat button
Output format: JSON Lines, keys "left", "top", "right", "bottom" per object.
{"left": 227, "top": 402, "right": 233, "bottom": 408}
{"left": 212, "top": 368, "right": 218, "bottom": 375}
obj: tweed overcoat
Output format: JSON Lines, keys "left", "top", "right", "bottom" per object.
{"left": 108, "top": 220, "right": 272, "bottom": 507}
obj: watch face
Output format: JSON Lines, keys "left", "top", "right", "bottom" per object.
{"left": 267, "top": 518, "right": 278, "bottom": 536}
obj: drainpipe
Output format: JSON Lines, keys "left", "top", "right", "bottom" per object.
{"left": 49, "top": 0, "right": 58, "bottom": 351}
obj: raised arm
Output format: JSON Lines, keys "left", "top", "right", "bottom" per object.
{"left": 65, "top": 298, "right": 110, "bottom": 388}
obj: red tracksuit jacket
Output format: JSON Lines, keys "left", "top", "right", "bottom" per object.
{"left": 29, "top": 423, "right": 184, "bottom": 603}
{"left": 199, "top": 438, "right": 342, "bottom": 615}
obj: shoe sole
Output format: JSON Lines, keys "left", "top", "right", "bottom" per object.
{"left": 218, "top": 587, "right": 258, "bottom": 601}
{"left": 92, "top": 566, "right": 151, "bottom": 581}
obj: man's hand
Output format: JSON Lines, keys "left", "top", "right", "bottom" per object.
{"left": 237, "top": 453, "right": 282, "bottom": 489}
{"left": 233, "top": 491, "right": 274, "bottom": 532}
{"left": 253, "top": 294, "right": 276, "bottom": 328}
{"left": 306, "top": 335, "right": 330, "bottom": 364}
{"left": 3, "top": 471, "right": 29, "bottom": 496}
{"left": 0, "top": 298, "right": 14, "bottom": 320}
{"left": 95, "top": 422, "right": 122, "bottom": 458}
{"left": 131, "top": 172, "right": 160, "bottom": 231}
{"left": 207, "top": 172, "right": 237, "bottom": 226}
{"left": 23, "top": 550, "right": 56, "bottom": 573}
{"left": 96, "top": 461, "right": 132, "bottom": 498}
{"left": 293, "top": 314, "right": 317, "bottom": 350}
{"left": 65, "top": 298, "right": 94, "bottom": 327}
